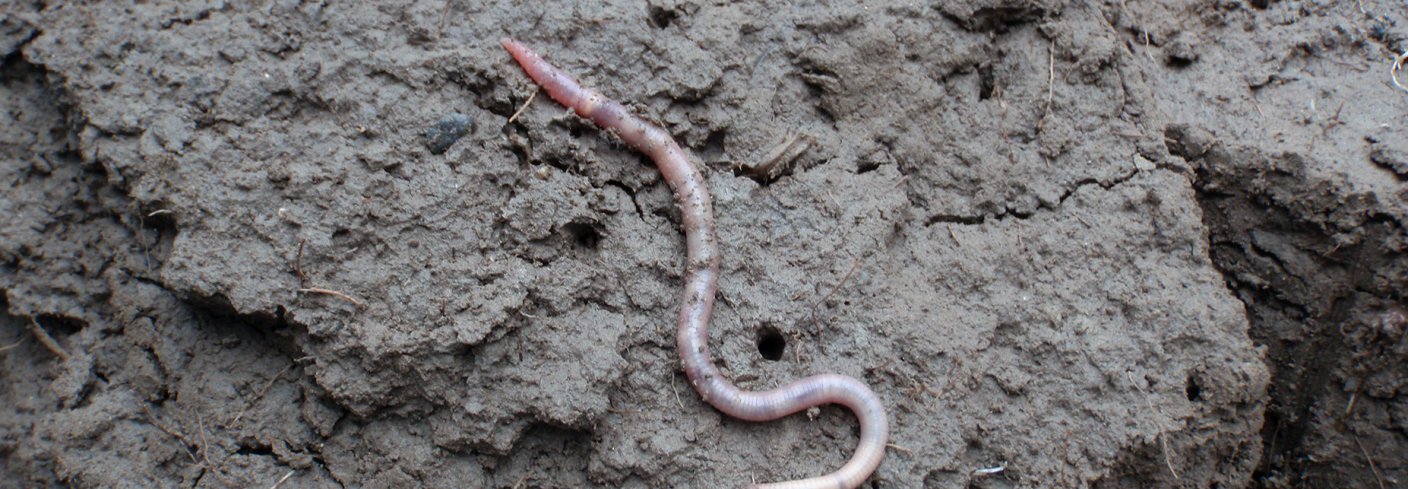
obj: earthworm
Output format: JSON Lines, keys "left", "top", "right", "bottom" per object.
{"left": 501, "top": 38, "right": 888, "bottom": 489}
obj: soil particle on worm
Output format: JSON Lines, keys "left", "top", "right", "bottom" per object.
{"left": 0, "top": 1, "right": 1402, "bottom": 488}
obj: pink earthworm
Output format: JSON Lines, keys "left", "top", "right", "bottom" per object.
{"left": 501, "top": 38, "right": 888, "bottom": 489}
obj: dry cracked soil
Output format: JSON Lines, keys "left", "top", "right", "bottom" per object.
{"left": 1, "top": 1, "right": 1405, "bottom": 488}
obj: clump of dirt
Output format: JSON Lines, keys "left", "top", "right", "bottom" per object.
{"left": 1133, "top": 0, "right": 1408, "bottom": 485}
{"left": 0, "top": 1, "right": 1402, "bottom": 488}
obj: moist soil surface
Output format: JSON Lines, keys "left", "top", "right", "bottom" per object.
{"left": 2, "top": 1, "right": 1405, "bottom": 488}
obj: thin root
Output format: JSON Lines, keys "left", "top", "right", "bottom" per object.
{"left": 972, "top": 463, "right": 1006, "bottom": 476}
{"left": 28, "top": 317, "right": 71, "bottom": 362}
{"left": 436, "top": 0, "right": 451, "bottom": 37}
{"left": 230, "top": 364, "right": 293, "bottom": 426}
{"left": 1039, "top": 44, "right": 1055, "bottom": 131}
{"left": 291, "top": 240, "right": 366, "bottom": 311}
{"left": 1392, "top": 50, "right": 1408, "bottom": 94}
{"left": 140, "top": 404, "right": 200, "bottom": 463}
{"left": 1128, "top": 371, "right": 1180, "bottom": 480}
{"left": 298, "top": 288, "right": 367, "bottom": 310}
{"left": 507, "top": 89, "right": 539, "bottom": 124}
{"left": 671, "top": 374, "right": 686, "bottom": 410}
{"left": 197, "top": 411, "right": 213, "bottom": 470}
{"left": 809, "top": 257, "right": 864, "bottom": 335}
{"left": 293, "top": 239, "right": 307, "bottom": 284}
{"left": 1249, "top": 93, "right": 1265, "bottom": 118}
{"left": 270, "top": 470, "right": 297, "bottom": 489}
{"left": 1353, "top": 435, "right": 1387, "bottom": 489}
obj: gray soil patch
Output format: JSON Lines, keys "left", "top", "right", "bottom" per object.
{"left": 2, "top": 1, "right": 1402, "bottom": 488}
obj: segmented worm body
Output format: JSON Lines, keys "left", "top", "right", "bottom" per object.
{"left": 501, "top": 38, "right": 888, "bottom": 489}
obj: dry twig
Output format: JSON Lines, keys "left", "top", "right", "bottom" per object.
{"left": 297, "top": 288, "right": 367, "bottom": 309}
{"left": 507, "top": 89, "right": 539, "bottom": 124}
{"left": 28, "top": 317, "right": 71, "bottom": 362}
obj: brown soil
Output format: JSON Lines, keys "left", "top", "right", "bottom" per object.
{"left": 1, "top": 1, "right": 1403, "bottom": 488}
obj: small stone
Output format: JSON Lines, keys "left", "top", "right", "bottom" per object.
{"left": 1164, "top": 124, "right": 1216, "bottom": 160}
{"left": 424, "top": 113, "right": 474, "bottom": 154}
{"left": 1165, "top": 31, "right": 1201, "bottom": 66}
{"left": 1134, "top": 154, "right": 1156, "bottom": 171}
{"left": 1370, "top": 144, "right": 1408, "bottom": 177}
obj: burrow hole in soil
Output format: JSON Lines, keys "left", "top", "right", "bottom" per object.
{"left": 756, "top": 325, "right": 786, "bottom": 361}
